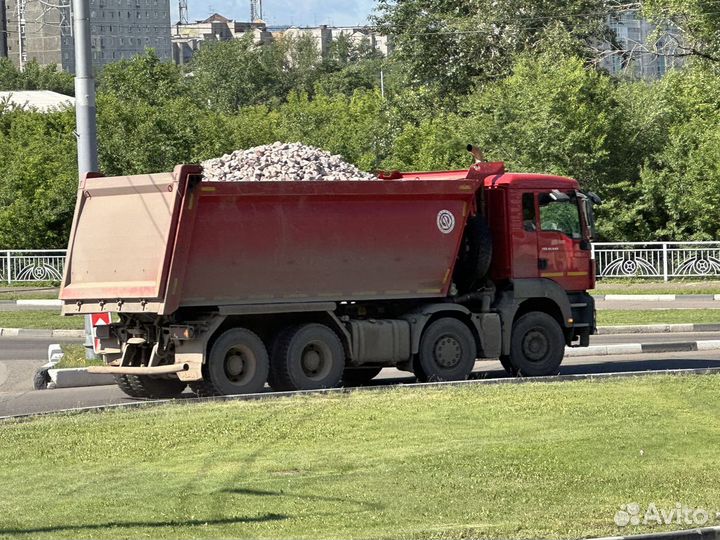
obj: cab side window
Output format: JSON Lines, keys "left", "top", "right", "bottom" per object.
{"left": 539, "top": 195, "right": 581, "bottom": 239}
{"left": 522, "top": 193, "right": 536, "bottom": 232}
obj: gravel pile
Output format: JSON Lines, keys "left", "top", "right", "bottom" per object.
{"left": 202, "top": 142, "right": 377, "bottom": 182}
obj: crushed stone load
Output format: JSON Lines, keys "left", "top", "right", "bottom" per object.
{"left": 201, "top": 142, "right": 377, "bottom": 182}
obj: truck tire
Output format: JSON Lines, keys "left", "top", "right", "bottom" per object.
{"left": 499, "top": 355, "right": 518, "bottom": 377}
{"left": 342, "top": 366, "right": 382, "bottom": 387}
{"left": 270, "top": 324, "right": 345, "bottom": 391}
{"left": 507, "top": 312, "right": 564, "bottom": 376}
{"left": 115, "top": 374, "right": 187, "bottom": 399}
{"left": 454, "top": 217, "right": 493, "bottom": 293}
{"left": 192, "top": 328, "right": 269, "bottom": 396}
{"left": 414, "top": 318, "right": 477, "bottom": 382}
{"left": 114, "top": 374, "right": 145, "bottom": 398}
{"left": 33, "top": 368, "right": 50, "bottom": 390}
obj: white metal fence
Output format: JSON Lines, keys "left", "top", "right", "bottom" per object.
{"left": 4, "top": 244, "right": 720, "bottom": 284}
{"left": 592, "top": 242, "right": 720, "bottom": 281}
{"left": 0, "top": 250, "right": 67, "bottom": 284}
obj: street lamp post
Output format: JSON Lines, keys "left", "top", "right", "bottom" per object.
{"left": 72, "top": 0, "right": 99, "bottom": 359}
{"left": 73, "top": 0, "right": 98, "bottom": 176}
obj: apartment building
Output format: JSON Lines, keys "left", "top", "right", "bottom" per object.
{"left": 0, "top": 0, "right": 172, "bottom": 73}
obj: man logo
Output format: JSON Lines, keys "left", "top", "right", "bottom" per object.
{"left": 437, "top": 210, "right": 456, "bottom": 234}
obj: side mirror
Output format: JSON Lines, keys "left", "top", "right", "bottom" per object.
{"left": 587, "top": 191, "right": 603, "bottom": 205}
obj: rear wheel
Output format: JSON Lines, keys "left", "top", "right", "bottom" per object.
{"left": 270, "top": 324, "right": 345, "bottom": 391}
{"left": 414, "top": 318, "right": 477, "bottom": 382}
{"left": 342, "top": 366, "right": 383, "bottom": 387}
{"left": 116, "top": 374, "right": 187, "bottom": 399}
{"left": 114, "top": 374, "right": 144, "bottom": 398}
{"left": 508, "top": 312, "right": 565, "bottom": 376}
{"left": 191, "top": 328, "right": 269, "bottom": 396}
{"left": 33, "top": 368, "right": 51, "bottom": 390}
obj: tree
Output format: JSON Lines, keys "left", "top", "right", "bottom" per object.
{"left": 0, "top": 106, "right": 77, "bottom": 248}
{"left": 190, "top": 35, "right": 287, "bottom": 111}
{"left": 98, "top": 50, "right": 188, "bottom": 105}
{"left": 461, "top": 53, "right": 621, "bottom": 194}
{"left": 373, "top": 0, "right": 613, "bottom": 95}
{"left": 0, "top": 59, "right": 74, "bottom": 95}
{"left": 643, "top": 0, "right": 720, "bottom": 64}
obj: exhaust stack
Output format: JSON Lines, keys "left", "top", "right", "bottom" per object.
{"left": 467, "top": 144, "right": 486, "bottom": 163}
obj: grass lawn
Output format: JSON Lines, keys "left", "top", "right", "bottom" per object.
{"left": 1, "top": 375, "right": 720, "bottom": 539}
{"left": 0, "top": 283, "right": 59, "bottom": 300}
{"left": 598, "top": 309, "right": 720, "bottom": 326}
{"left": 55, "top": 344, "right": 104, "bottom": 369}
{"left": 594, "top": 279, "right": 720, "bottom": 296}
{"left": 0, "top": 311, "right": 84, "bottom": 330}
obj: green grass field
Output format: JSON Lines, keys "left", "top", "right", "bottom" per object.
{"left": 0, "top": 283, "right": 59, "bottom": 300}
{"left": 594, "top": 279, "right": 720, "bottom": 296}
{"left": 0, "top": 310, "right": 83, "bottom": 330}
{"left": 1, "top": 375, "right": 720, "bottom": 539}
{"left": 597, "top": 309, "right": 720, "bottom": 326}
{"left": 55, "top": 344, "right": 104, "bottom": 369}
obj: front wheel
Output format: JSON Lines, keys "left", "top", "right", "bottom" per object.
{"left": 414, "top": 318, "right": 477, "bottom": 382}
{"left": 508, "top": 312, "right": 565, "bottom": 376}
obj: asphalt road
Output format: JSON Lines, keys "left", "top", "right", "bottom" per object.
{"left": 3, "top": 335, "right": 720, "bottom": 417}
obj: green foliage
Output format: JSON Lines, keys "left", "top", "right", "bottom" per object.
{"left": 190, "top": 35, "right": 286, "bottom": 112}
{"left": 462, "top": 54, "right": 619, "bottom": 194}
{"left": 98, "top": 50, "right": 188, "bottom": 106}
{"left": 3, "top": 0, "right": 720, "bottom": 247}
{"left": 0, "top": 106, "right": 77, "bottom": 249}
{"left": 374, "top": 0, "right": 612, "bottom": 96}
{"left": 0, "top": 59, "right": 74, "bottom": 95}
{"left": 644, "top": 0, "right": 720, "bottom": 63}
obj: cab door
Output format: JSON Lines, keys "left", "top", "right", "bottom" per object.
{"left": 536, "top": 192, "right": 591, "bottom": 291}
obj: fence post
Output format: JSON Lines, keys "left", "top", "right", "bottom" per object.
{"left": 6, "top": 252, "right": 10, "bottom": 285}
{"left": 662, "top": 243, "right": 669, "bottom": 282}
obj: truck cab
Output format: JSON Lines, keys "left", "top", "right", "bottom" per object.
{"left": 487, "top": 173, "right": 596, "bottom": 292}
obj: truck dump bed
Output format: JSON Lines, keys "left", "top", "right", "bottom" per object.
{"left": 60, "top": 165, "right": 484, "bottom": 316}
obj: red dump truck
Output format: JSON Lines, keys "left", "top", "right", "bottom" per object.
{"left": 60, "top": 160, "right": 599, "bottom": 398}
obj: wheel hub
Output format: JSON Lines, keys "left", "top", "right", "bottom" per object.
{"left": 226, "top": 354, "right": 246, "bottom": 377}
{"left": 302, "top": 348, "right": 322, "bottom": 373}
{"left": 434, "top": 336, "right": 462, "bottom": 368}
{"left": 522, "top": 329, "right": 549, "bottom": 362}
{"left": 224, "top": 346, "right": 256, "bottom": 384}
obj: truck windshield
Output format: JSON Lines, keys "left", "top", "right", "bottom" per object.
{"left": 539, "top": 197, "right": 582, "bottom": 239}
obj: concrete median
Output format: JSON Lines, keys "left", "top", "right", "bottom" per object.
{"left": 47, "top": 368, "right": 115, "bottom": 389}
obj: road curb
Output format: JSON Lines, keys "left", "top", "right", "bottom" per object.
{"left": 597, "top": 323, "right": 720, "bottom": 334}
{"left": 47, "top": 368, "right": 115, "bottom": 389}
{"left": 0, "top": 328, "right": 84, "bottom": 338}
{"left": 595, "top": 294, "right": 720, "bottom": 302}
{"left": 566, "top": 340, "right": 720, "bottom": 357}
{"left": 591, "top": 525, "right": 720, "bottom": 540}
{"left": 15, "top": 299, "right": 61, "bottom": 307}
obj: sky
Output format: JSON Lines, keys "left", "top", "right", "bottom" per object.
{"left": 174, "top": 0, "right": 377, "bottom": 27}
